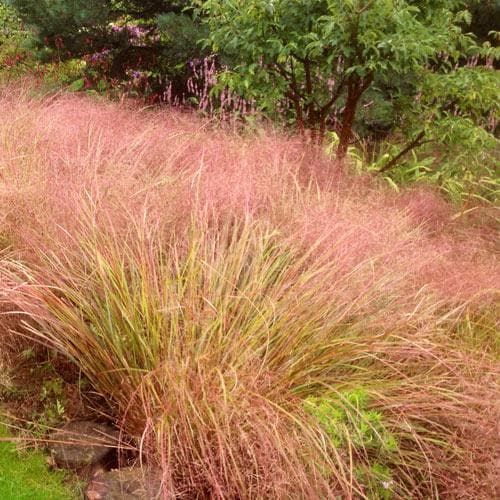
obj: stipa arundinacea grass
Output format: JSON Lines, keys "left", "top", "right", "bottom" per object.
{"left": 1, "top": 213, "right": 495, "bottom": 499}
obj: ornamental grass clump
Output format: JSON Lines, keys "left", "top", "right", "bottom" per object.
{"left": 2, "top": 213, "right": 497, "bottom": 498}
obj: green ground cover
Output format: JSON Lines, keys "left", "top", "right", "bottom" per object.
{"left": 0, "top": 424, "right": 80, "bottom": 500}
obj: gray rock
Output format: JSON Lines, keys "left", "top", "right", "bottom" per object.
{"left": 85, "top": 467, "right": 163, "bottom": 500}
{"left": 49, "top": 420, "right": 119, "bottom": 469}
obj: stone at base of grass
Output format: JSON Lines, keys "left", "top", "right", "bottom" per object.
{"left": 85, "top": 467, "right": 162, "bottom": 500}
{"left": 49, "top": 420, "right": 120, "bottom": 469}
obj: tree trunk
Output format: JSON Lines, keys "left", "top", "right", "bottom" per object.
{"left": 335, "top": 73, "right": 373, "bottom": 163}
{"left": 318, "top": 113, "right": 327, "bottom": 145}
{"left": 335, "top": 81, "right": 359, "bottom": 162}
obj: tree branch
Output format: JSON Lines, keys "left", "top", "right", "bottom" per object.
{"left": 378, "top": 131, "right": 430, "bottom": 173}
{"left": 320, "top": 77, "right": 345, "bottom": 113}
{"left": 273, "top": 63, "right": 307, "bottom": 101}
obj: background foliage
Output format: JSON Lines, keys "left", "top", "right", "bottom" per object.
{"left": 0, "top": 0, "right": 498, "bottom": 197}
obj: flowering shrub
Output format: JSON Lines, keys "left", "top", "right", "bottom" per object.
{"left": 110, "top": 24, "right": 153, "bottom": 47}
{"left": 82, "top": 48, "right": 112, "bottom": 90}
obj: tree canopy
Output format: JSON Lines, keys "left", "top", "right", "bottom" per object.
{"left": 198, "top": 0, "right": 484, "bottom": 160}
{"left": 5, "top": 1, "right": 195, "bottom": 63}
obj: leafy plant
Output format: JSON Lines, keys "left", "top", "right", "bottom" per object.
{"left": 304, "top": 388, "right": 398, "bottom": 452}
{"left": 304, "top": 389, "right": 398, "bottom": 498}
{"left": 360, "top": 119, "right": 499, "bottom": 203}
{"left": 369, "top": 46, "right": 500, "bottom": 202}
{"left": 40, "top": 59, "right": 86, "bottom": 90}
{"left": 25, "top": 377, "right": 66, "bottom": 438}
{"left": 356, "top": 462, "right": 394, "bottom": 500}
